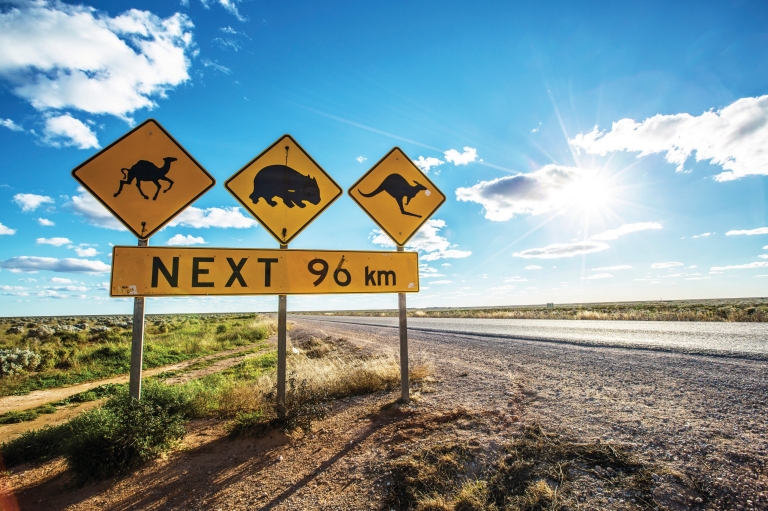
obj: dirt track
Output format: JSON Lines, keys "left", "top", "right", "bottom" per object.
{"left": 4, "top": 319, "right": 768, "bottom": 510}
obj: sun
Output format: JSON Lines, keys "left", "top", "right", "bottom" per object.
{"left": 567, "top": 169, "right": 615, "bottom": 212}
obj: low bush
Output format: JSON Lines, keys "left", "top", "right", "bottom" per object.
{"left": 0, "top": 424, "right": 71, "bottom": 466}
{"left": 65, "top": 385, "right": 188, "bottom": 482}
{"left": 0, "top": 348, "right": 41, "bottom": 376}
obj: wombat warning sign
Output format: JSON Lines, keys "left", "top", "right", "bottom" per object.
{"left": 225, "top": 135, "right": 342, "bottom": 245}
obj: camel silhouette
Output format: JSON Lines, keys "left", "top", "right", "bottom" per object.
{"left": 114, "top": 157, "right": 177, "bottom": 200}
{"left": 359, "top": 173, "right": 427, "bottom": 217}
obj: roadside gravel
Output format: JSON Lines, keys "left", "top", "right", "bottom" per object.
{"left": 5, "top": 319, "right": 767, "bottom": 510}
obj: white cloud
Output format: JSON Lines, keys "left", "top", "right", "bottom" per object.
{"left": 413, "top": 156, "right": 444, "bottom": 173}
{"left": 441, "top": 263, "right": 451, "bottom": 267}
{"left": 429, "top": 280, "right": 453, "bottom": 285}
{"left": 419, "top": 264, "right": 444, "bottom": 278}
{"left": 36, "top": 237, "right": 71, "bottom": 246}
{"left": 0, "top": 256, "right": 110, "bottom": 273}
{"left": 569, "top": 95, "right": 768, "bottom": 181}
{"left": 74, "top": 246, "right": 100, "bottom": 257}
{"left": 590, "top": 222, "right": 662, "bottom": 241}
{"left": 592, "top": 265, "right": 632, "bottom": 271}
{"left": 456, "top": 165, "right": 597, "bottom": 221}
{"left": 759, "top": 254, "right": 768, "bottom": 259}
{"left": 50, "top": 277, "right": 74, "bottom": 284}
{"left": 444, "top": 147, "right": 478, "bottom": 165}
{"left": 691, "top": 232, "right": 712, "bottom": 239}
{"left": 37, "top": 218, "right": 55, "bottom": 226}
{"left": 70, "top": 187, "right": 126, "bottom": 230}
{"left": 711, "top": 262, "right": 768, "bottom": 271}
{"left": 525, "top": 265, "right": 543, "bottom": 270}
{"left": 166, "top": 234, "right": 206, "bottom": 245}
{"left": 0, "top": 1, "right": 194, "bottom": 128}
{"left": 356, "top": 156, "right": 367, "bottom": 163}
{"left": 215, "top": 0, "right": 246, "bottom": 21}
{"left": 13, "top": 193, "right": 53, "bottom": 212}
{"left": 168, "top": 206, "right": 257, "bottom": 229}
{"left": 49, "top": 285, "right": 89, "bottom": 292}
{"left": 370, "top": 219, "right": 471, "bottom": 261}
{"left": 514, "top": 241, "right": 610, "bottom": 259}
{"left": 651, "top": 262, "right": 684, "bottom": 269}
{"left": 764, "top": 245, "right": 768, "bottom": 250}
{"left": 42, "top": 114, "right": 99, "bottom": 149}
{"left": 582, "top": 273, "right": 613, "bottom": 280}
{"left": 0, "top": 222, "right": 15, "bottom": 235}
{"left": 685, "top": 276, "right": 710, "bottom": 281}
{"left": 1, "top": 118, "right": 23, "bottom": 131}
{"left": 504, "top": 276, "right": 527, "bottom": 282}
{"left": 726, "top": 227, "right": 768, "bottom": 236}
{"left": 200, "top": 58, "right": 230, "bottom": 74}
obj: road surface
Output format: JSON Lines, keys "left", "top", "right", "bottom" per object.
{"left": 291, "top": 315, "right": 768, "bottom": 358}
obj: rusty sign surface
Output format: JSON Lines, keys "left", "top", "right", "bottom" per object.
{"left": 71, "top": 119, "right": 215, "bottom": 239}
{"left": 111, "top": 246, "right": 419, "bottom": 296}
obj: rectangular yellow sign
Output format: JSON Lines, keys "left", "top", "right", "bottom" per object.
{"left": 110, "top": 247, "right": 419, "bottom": 297}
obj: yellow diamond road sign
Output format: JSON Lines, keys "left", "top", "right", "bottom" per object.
{"left": 225, "top": 135, "right": 342, "bottom": 245}
{"left": 349, "top": 147, "right": 445, "bottom": 247}
{"left": 71, "top": 119, "right": 215, "bottom": 240}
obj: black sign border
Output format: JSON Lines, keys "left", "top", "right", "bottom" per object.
{"left": 347, "top": 146, "right": 446, "bottom": 247}
{"left": 71, "top": 118, "right": 216, "bottom": 240}
{"left": 224, "top": 134, "right": 343, "bottom": 246}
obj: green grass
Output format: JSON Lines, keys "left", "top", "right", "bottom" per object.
{"left": 0, "top": 315, "right": 276, "bottom": 397}
{"left": 0, "top": 383, "right": 126, "bottom": 425}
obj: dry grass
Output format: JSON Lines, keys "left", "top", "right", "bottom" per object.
{"left": 224, "top": 333, "right": 433, "bottom": 436}
{"left": 384, "top": 422, "right": 661, "bottom": 511}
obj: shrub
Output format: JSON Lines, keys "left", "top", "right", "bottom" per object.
{"left": 64, "top": 383, "right": 190, "bottom": 481}
{"left": 216, "top": 324, "right": 227, "bottom": 334}
{"left": 0, "top": 348, "right": 41, "bottom": 376}
{"left": 0, "top": 424, "right": 71, "bottom": 466}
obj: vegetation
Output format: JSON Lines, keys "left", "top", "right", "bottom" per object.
{"left": 0, "top": 314, "right": 276, "bottom": 396}
{"left": 0, "top": 332, "right": 432, "bottom": 483}
{"left": 385, "top": 423, "right": 655, "bottom": 510}
{"left": 298, "top": 297, "right": 768, "bottom": 322}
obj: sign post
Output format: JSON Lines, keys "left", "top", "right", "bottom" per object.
{"left": 349, "top": 147, "right": 445, "bottom": 403}
{"left": 225, "top": 135, "right": 342, "bottom": 416}
{"left": 129, "top": 239, "right": 148, "bottom": 399}
{"left": 72, "top": 119, "right": 215, "bottom": 400}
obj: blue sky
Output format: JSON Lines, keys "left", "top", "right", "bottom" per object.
{"left": 0, "top": 0, "right": 767, "bottom": 315}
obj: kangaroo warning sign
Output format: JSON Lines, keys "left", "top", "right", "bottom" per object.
{"left": 349, "top": 147, "right": 445, "bottom": 247}
{"left": 225, "top": 135, "right": 342, "bottom": 245}
{"left": 110, "top": 246, "right": 419, "bottom": 296}
{"left": 71, "top": 119, "right": 215, "bottom": 240}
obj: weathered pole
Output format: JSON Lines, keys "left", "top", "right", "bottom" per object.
{"left": 397, "top": 246, "right": 409, "bottom": 403}
{"left": 277, "top": 243, "right": 288, "bottom": 417}
{"left": 129, "top": 238, "right": 148, "bottom": 400}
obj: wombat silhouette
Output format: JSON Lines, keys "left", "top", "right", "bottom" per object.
{"left": 114, "top": 156, "right": 177, "bottom": 200}
{"left": 249, "top": 164, "right": 321, "bottom": 208}
{"left": 359, "top": 173, "right": 427, "bottom": 217}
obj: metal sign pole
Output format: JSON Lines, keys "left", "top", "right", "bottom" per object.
{"left": 397, "top": 246, "right": 409, "bottom": 403}
{"left": 277, "top": 243, "right": 288, "bottom": 417}
{"left": 129, "top": 238, "right": 148, "bottom": 400}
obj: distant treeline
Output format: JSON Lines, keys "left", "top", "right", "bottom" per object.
{"left": 294, "top": 299, "right": 768, "bottom": 322}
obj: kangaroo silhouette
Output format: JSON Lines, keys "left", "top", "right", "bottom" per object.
{"left": 114, "top": 157, "right": 177, "bottom": 200}
{"left": 249, "top": 164, "right": 321, "bottom": 208}
{"left": 359, "top": 173, "right": 427, "bottom": 217}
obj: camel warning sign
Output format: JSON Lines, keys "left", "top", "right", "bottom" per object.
{"left": 71, "top": 119, "right": 215, "bottom": 239}
{"left": 349, "top": 147, "right": 445, "bottom": 246}
{"left": 110, "top": 246, "right": 419, "bottom": 296}
{"left": 225, "top": 135, "right": 342, "bottom": 245}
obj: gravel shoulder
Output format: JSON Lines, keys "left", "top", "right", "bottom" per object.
{"left": 4, "top": 319, "right": 767, "bottom": 510}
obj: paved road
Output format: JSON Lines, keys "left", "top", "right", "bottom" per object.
{"left": 290, "top": 315, "right": 768, "bottom": 358}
